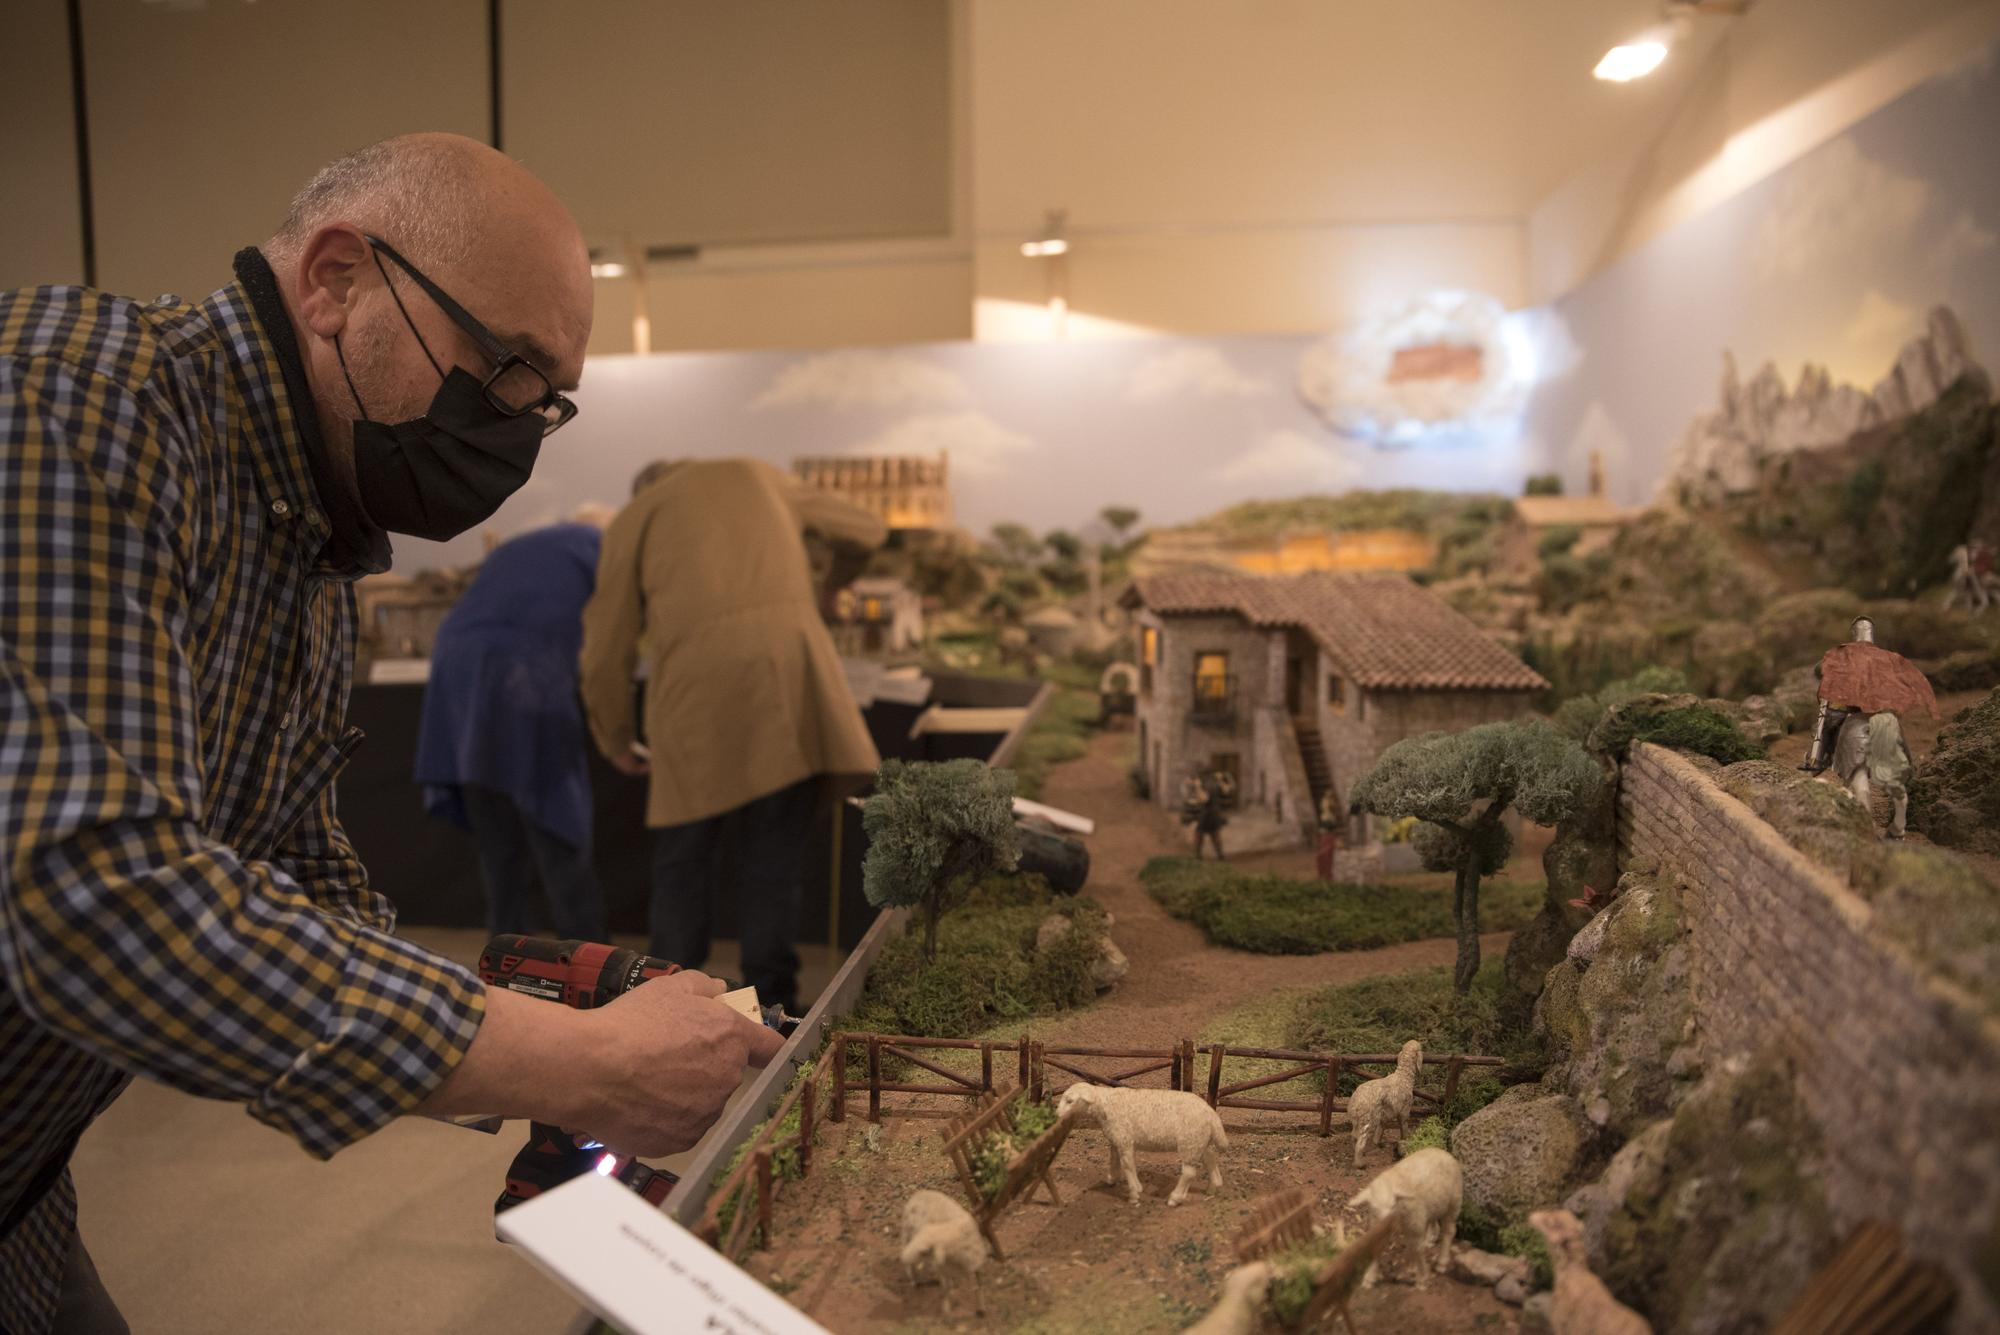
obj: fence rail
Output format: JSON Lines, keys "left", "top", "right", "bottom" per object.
{"left": 829, "top": 1030, "right": 1502, "bottom": 1134}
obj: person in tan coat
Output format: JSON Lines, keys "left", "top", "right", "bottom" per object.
{"left": 580, "top": 458, "right": 885, "bottom": 1010}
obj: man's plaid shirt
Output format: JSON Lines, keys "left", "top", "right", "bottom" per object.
{"left": 0, "top": 256, "right": 488, "bottom": 1332}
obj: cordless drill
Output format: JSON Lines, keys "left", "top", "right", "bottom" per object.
{"left": 477, "top": 935, "right": 686, "bottom": 1216}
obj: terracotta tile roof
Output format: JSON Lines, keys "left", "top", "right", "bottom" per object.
{"left": 1121, "top": 571, "right": 1547, "bottom": 692}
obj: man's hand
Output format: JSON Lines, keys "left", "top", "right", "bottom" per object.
{"left": 564, "top": 974, "right": 786, "bottom": 1157}
{"left": 609, "top": 741, "right": 650, "bottom": 776}
{"left": 416, "top": 973, "right": 784, "bottom": 1156}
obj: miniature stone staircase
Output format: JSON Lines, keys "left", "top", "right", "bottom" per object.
{"left": 1294, "top": 723, "right": 1334, "bottom": 809}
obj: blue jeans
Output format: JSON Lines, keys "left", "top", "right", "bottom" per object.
{"left": 649, "top": 778, "right": 815, "bottom": 1013}
{"left": 462, "top": 785, "right": 607, "bottom": 941}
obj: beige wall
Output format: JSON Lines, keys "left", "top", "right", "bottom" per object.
{"left": 1529, "top": 0, "right": 2000, "bottom": 303}
{"left": 81, "top": 0, "right": 488, "bottom": 302}
{"left": 0, "top": 0, "right": 85, "bottom": 291}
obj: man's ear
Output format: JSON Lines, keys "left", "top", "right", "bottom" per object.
{"left": 293, "top": 225, "right": 373, "bottom": 340}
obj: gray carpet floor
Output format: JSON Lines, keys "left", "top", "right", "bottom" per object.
{"left": 68, "top": 928, "right": 841, "bottom": 1334}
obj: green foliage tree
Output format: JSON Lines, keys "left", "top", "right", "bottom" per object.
{"left": 1524, "top": 473, "right": 1564, "bottom": 496}
{"left": 990, "top": 522, "right": 1043, "bottom": 565}
{"left": 1099, "top": 506, "right": 1142, "bottom": 543}
{"left": 1353, "top": 721, "right": 1601, "bottom": 993}
{"left": 861, "top": 760, "right": 1023, "bottom": 962}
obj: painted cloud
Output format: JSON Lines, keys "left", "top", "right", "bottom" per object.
{"left": 1125, "top": 346, "right": 1272, "bottom": 403}
{"left": 844, "top": 411, "right": 1035, "bottom": 479}
{"left": 1212, "top": 428, "right": 1363, "bottom": 488}
{"left": 754, "top": 349, "right": 970, "bottom": 412}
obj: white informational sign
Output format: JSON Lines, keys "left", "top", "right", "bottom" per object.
{"left": 497, "top": 1173, "right": 830, "bottom": 1335}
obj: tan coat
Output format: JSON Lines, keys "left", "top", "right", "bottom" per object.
{"left": 580, "top": 459, "right": 886, "bottom": 827}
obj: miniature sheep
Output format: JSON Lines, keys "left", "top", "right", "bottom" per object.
{"left": 1349, "top": 1039, "right": 1422, "bottom": 1162}
{"left": 1054, "top": 1083, "right": 1228, "bottom": 1206}
{"left": 1184, "top": 1260, "right": 1275, "bottom": 1335}
{"left": 899, "top": 1189, "right": 989, "bottom": 1313}
{"left": 1347, "top": 1146, "right": 1461, "bottom": 1288}
{"left": 1529, "top": 1208, "right": 1651, "bottom": 1335}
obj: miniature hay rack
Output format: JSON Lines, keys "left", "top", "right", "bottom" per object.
{"left": 1296, "top": 1215, "right": 1396, "bottom": 1335}
{"left": 938, "top": 1086, "right": 1077, "bottom": 1260}
{"left": 1234, "top": 1186, "right": 1316, "bottom": 1264}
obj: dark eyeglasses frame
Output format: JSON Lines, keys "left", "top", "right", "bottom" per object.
{"left": 364, "top": 234, "right": 578, "bottom": 435}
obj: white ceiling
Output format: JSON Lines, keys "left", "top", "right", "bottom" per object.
{"left": 970, "top": 0, "right": 1732, "bottom": 234}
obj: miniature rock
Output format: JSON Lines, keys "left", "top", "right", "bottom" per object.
{"left": 1034, "top": 913, "right": 1128, "bottom": 990}
{"left": 1449, "top": 1086, "right": 1592, "bottom": 1221}
{"left": 1449, "top": 1246, "right": 1527, "bottom": 1287}
{"left": 1562, "top": 1118, "right": 1672, "bottom": 1269}
{"left": 1520, "top": 1292, "right": 1556, "bottom": 1334}
{"left": 1564, "top": 909, "right": 1611, "bottom": 970}
{"left": 1495, "top": 1271, "right": 1529, "bottom": 1305}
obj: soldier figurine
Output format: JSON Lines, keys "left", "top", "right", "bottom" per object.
{"left": 1800, "top": 614, "right": 1937, "bottom": 838}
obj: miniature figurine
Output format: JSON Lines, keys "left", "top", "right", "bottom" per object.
{"left": 1528, "top": 1209, "right": 1653, "bottom": 1334}
{"left": 1182, "top": 769, "right": 1229, "bottom": 861}
{"left": 1185, "top": 1260, "right": 1276, "bottom": 1335}
{"left": 1348, "top": 1147, "right": 1462, "bottom": 1288}
{"left": 1800, "top": 617, "right": 1937, "bottom": 840}
{"left": 900, "top": 1189, "right": 990, "bottom": 1315}
{"left": 1945, "top": 541, "right": 1994, "bottom": 613}
{"left": 1054, "top": 1083, "right": 1229, "bottom": 1206}
{"left": 1348, "top": 1039, "right": 1422, "bottom": 1163}
{"left": 1316, "top": 788, "right": 1345, "bottom": 882}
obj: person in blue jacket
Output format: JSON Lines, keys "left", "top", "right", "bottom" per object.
{"left": 415, "top": 509, "right": 615, "bottom": 940}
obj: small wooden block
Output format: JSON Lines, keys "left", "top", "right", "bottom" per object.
{"left": 720, "top": 986, "right": 762, "bottom": 1021}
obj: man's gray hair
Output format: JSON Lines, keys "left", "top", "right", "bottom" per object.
{"left": 266, "top": 136, "right": 483, "bottom": 271}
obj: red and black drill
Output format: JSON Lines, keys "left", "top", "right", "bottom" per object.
{"left": 476, "top": 935, "right": 686, "bottom": 1216}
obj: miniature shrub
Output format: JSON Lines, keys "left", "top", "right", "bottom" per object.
{"left": 1588, "top": 696, "right": 1764, "bottom": 764}
{"left": 711, "top": 1063, "right": 817, "bottom": 1245}
{"left": 1400, "top": 1116, "right": 1449, "bottom": 1157}
{"left": 1925, "top": 645, "right": 2000, "bottom": 693}
{"left": 1498, "top": 1222, "right": 1554, "bottom": 1290}
{"left": 1285, "top": 961, "right": 1541, "bottom": 1091}
{"left": 1719, "top": 760, "right": 1877, "bottom": 877}
{"left": 843, "top": 874, "right": 1106, "bottom": 1041}
{"left": 1552, "top": 666, "right": 1693, "bottom": 742}
{"left": 1524, "top": 473, "right": 1563, "bottom": 497}
{"left": 1850, "top": 842, "right": 2000, "bottom": 1016}
{"left": 966, "top": 1098, "right": 1061, "bottom": 1202}
{"left": 1456, "top": 1200, "right": 1505, "bottom": 1252}
{"left": 1138, "top": 858, "right": 1542, "bottom": 955}
{"left": 1909, "top": 687, "right": 2000, "bottom": 856}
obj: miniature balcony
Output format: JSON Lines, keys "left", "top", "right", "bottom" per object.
{"left": 1189, "top": 674, "right": 1237, "bottom": 727}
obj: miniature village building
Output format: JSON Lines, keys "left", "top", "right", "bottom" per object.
{"left": 1121, "top": 572, "right": 1547, "bottom": 849}
{"left": 793, "top": 452, "right": 953, "bottom": 533}
{"left": 836, "top": 576, "right": 925, "bottom": 657}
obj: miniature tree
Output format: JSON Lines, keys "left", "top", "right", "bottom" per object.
{"left": 1352, "top": 720, "right": 1600, "bottom": 993}
{"left": 862, "top": 759, "right": 1023, "bottom": 962}
{"left": 1099, "top": 506, "right": 1141, "bottom": 543}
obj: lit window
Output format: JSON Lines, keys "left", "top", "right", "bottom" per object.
{"left": 1194, "top": 652, "right": 1229, "bottom": 700}
{"left": 1141, "top": 626, "right": 1159, "bottom": 667}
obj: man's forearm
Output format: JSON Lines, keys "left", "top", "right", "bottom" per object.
{"left": 417, "top": 985, "right": 603, "bottom": 1128}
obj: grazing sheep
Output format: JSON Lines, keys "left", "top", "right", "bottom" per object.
{"left": 899, "top": 1189, "right": 989, "bottom": 1313}
{"left": 1184, "top": 1260, "right": 1275, "bottom": 1335}
{"left": 1348, "top": 1146, "right": 1461, "bottom": 1288}
{"left": 1349, "top": 1039, "right": 1422, "bottom": 1162}
{"left": 1529, "top": 1208, "right": 1651, "bottom": 1335}
{"left": 1054, "top": 1083, "right": 1229, "bottom": 1206}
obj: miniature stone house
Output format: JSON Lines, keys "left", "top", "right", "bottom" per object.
{"left": 1121, "top": 572, "right": 1546, "bottom": 848}
{"left": 837, "top": 576, "right": 924, "bottom": 656}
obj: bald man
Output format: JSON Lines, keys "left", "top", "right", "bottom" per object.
{"left": 0, "top": 134, "right": 779, "bottom": 1334}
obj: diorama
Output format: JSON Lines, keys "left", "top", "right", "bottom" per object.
{"left": 371, "top": 38, "right": 2000, "bottom": 1335}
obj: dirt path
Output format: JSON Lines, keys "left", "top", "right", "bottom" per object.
{"left": 1030, "top": 726, "right": 1506, "bottom": 1054}
{"left": 743, "top": 725, "right": 1523, "bottom": 1333}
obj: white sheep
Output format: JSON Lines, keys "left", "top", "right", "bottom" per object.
{"left": 1054, "top": 1083, "right": 1229, "bottom": 1206}
{"left": 899, "top": 1189, "right": 989, "bottom": 1313}
{"left": 1184, "top": 1260, "right": 1275, "bottom": 1335}
{"left": 1349, "top": 1039, "right": 1422, "bottom": 1163}
{"left": 1348, "top": 1146, "right": 1461, "bottom": 1288}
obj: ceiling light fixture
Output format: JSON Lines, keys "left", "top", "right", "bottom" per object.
{"left": 589, "top": 261, "right": 627, "bottom": 279}
{"left": 1594, "top": 1, "right": 1749, "bottom": 83}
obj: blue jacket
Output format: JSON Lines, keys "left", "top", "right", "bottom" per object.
{"left": 415, "top": 523, "right": 602, "bottom": 849}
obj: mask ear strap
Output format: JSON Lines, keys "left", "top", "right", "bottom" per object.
{"left": 371, "top": 245, "right": 446, "bottom": 380}
{"left": 335, "top": 334, "right": 371, "bottom": 419}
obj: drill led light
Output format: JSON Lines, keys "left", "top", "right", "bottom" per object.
{"left": 595, "top": 1154, "right": 618, "bottom": 1177}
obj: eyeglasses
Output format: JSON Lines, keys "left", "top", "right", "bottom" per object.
{"left": 364, "top": 235, "right": 578, "bottom": 435}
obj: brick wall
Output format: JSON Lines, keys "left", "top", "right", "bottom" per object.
{"left": 1618, "top": 744, "right": 2000, "bottom": 1332}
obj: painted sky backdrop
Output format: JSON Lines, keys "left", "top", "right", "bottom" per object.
{"left": 395, "top": 37, "right": 2000, "bottom": 572}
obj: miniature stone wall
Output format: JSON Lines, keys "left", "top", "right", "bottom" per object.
{"left": 1618, "top": 742, "right": 2000, "bottom": 1332}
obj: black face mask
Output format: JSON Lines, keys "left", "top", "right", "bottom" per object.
{"left": 340, "top": 341, "right": 544, "bottom": 542}
{"left": 338, "top": 333, "right": 545, "bottom": 542}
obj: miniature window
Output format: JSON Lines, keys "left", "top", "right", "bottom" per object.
{"left": 1141, "top": 627, "right": 1159, "bottom": 666}
{"left": 1194, "top": 652, "right": 1229, "bottom": 700}
{"left": 862, "top": 597, "right": 883, "bottom": 620}
{"left": 1327, "top": 675, "right": 1346, "bottom": 714}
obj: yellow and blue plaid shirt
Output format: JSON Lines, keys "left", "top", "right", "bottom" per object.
{"left": 0, "top": 251, "right": 487, "bottom": 1333}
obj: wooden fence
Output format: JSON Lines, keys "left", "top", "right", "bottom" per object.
{"left": 694, "top": 1057, "right": 834, "bottom": 1262}
{"left": 829, "top": 1030, "right": 1503, "bottom": 1134}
